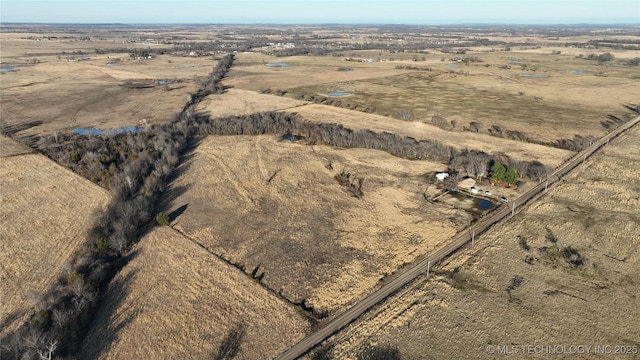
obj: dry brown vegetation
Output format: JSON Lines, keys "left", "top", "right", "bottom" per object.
{"left": 80, "top": 226, "right": 309, "bottom": 359}
{"left": 0, "top": 152, "right": 109, "bottom": 336}
{"left": 323, "top": 126, "right": 640, "bottom": 359}
{"left": 2, "top": 23, "right": 639, "bottom": 358}
{"left": 0, "top": 61, "right": 201, "bottom": 138}
{"left": 288, "top": 104, "right": 573, "bottom": 167}
{"left": 195, "top": 88, "right": 306, "bottom": 118}
{"left": 165, "top": 135, "right": 464, "bottom": 315}
{"left": 228, "top": 53, "right": 412, "bottom": 92}
{"left": 0, "top": 135, "right": 33, "bottom": 157}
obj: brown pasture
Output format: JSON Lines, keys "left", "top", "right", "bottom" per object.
{"left": 80, "top": 226, "right": 310, "bottom": 360}
{"left": 327, "top": 126, "right": 640, "bottom": 359}
{"left": 283, "top": 51, "right": 640, "bottom": 144}
{"left": 288, "top": 104, "right": 573, "bottom": 167}
{"left": 164, "top": 135, "right": 465, "bottom": 315}
{"left": 0, "top": 152, "right": 109, "bottom": 336}
{"left": 195, "top": 88, "right": 306, "bottom": 118}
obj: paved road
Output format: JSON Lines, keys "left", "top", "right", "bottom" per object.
{"left": 275, "top": 115, "right": 640, "bottom": 360}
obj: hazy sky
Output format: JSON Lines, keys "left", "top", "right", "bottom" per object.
{"left": 1, "top": 1, "right": 639, "bottom": 24}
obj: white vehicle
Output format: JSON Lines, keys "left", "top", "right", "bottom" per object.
{"left": 500, "top": 197, "right": 508, "bottom": 202}
{"left": 485, "top": 190, "right": 492, "bottom": 195}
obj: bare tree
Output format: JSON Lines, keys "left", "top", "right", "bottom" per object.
{"left": 38, "top": 340, "right": 58, "bottom": 360}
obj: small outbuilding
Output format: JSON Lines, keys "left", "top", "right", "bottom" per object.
{"left": 457, "top": 178, "right": 476, "bottom": 189}
{"left": 436, "top": 172, "right": 449, "bottom": 181}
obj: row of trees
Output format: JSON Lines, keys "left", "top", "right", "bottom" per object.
{"left": 189, "top": 111, "right": 454, "bottom": 163}
{"left": 2, "top": 56, "right": 236, "bottom": 359}
{"left": 449, "top": 149, "right": 546, "bottom": 184}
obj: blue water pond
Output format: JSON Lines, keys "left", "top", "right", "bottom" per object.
{"left": 570, "top": 69, "right": 584, "bottom": 74}
{"left": 265, "top": 63, "right": 289, "bottom": 67}
{"left": 327, "top": 91, "right": 353, "bottom": 97}
{"left": 0, "top": 66, "right": 18, "bottom": 72}
{"left": 447, "top": 65, "right": 460, "bottom": 69}
{"left": 72, "top": 126, "right": 142, "bottom": 136}
{"left": 520, "top": 73, "right": 548, "bottom": 78}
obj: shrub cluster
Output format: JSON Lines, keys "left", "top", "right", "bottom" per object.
{"left": 555, "top": 134, "right": 598, "bottom": 152}
{"left": 291, "top": 92, "right": 377, "bottom": 114}
{"left": 449, "top": 149, "right": 547, "bottom": 183}
{"left": 334, "top": 169, "right": 364, "bottom": 198}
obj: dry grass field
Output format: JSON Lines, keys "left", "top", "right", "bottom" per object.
{"left": 324, "top": 126, "right": 640, "bottom": 359}
{"left": 195, "top": 88, "right": 306, "bottom": 118}
{"left": 0, "top": 135, "right": 33, "bottom": 157}
{"left": 79, "top": 226, "right": 309, "bottom": 360}
{"left": 0, "top": 151, "right": 109, "bottom": 336}
{"left": 164, "top": 135, "right": 465, "bottom": 315}
{"left": 289, "top": 104, "right": 573, "bottom": 167}
{"left": 0, "top": 60, "right": 203, "bottom": 138}
{"left": 227, "top": 52, "right": 412, "bottom": 92}
{"left": 283, "top": 51, "right": 640, "bottom": 144}
{"left": 1, "top": 29, "right": 221, "bottom": 138}
{"left": 2, "top": 24, "right": 638, "bottom": 358}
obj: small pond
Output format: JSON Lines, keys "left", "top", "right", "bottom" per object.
{"left": 570, "top": 69, "right": 584, "bottom": 74}
{"left": 507, "top": 57, "right": 528, "bottom": 62}
{"left": 327, "top": 91, "right": 352, "bottom": 97}
{"left": 447, "top": 65, "right": 459, "bottom": 69}
{"left": 520, "top": 73, "right": 548, "bottom": 78}
{"left": 281, "top": 133, "right": 305, "bottom": 142}
{"left": 438, "top": 190, "right": 499, "bottom": 215}
{"left": 0, "top": 66, "right": 19, "bottom": 72}
{"left": 106, "top": 62, "right": 120, "bottom": 66}
{"left": 72, "top": 126, "right": 142, "bottom": 136}
{"left": 265, "top": 63, "right": 289, "bottom": 67}
{"left": 155, "top": 79, "right": 171, "bottom": 85}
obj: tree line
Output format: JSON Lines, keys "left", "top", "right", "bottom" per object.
{"left": 1, "top": 55, "right": 235, "bottom": 359}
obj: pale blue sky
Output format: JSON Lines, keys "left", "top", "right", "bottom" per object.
{"left": 1, "top": 1, "right": 639, "bottom": 24}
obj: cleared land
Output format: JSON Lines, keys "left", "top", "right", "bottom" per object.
{"left": 325, "top": 126, "right": 640, "bottom": 359}
{"left": 165, "top": 135, "right": 465, "bottom": 315}
{"left": 195, "top": 88, "right": 306, "bottom": 118}
{"left": 288, "top": 104, "right": 573, "bottom": 167}
{"left": 0, "top": 153, "right": 109, "bottom": 336}
{"left": 80, "top": 226, "right": 309, "bottom": 360}
{"left": 0, "top": 57, "right": 214, "bottom": 138}
{"left": 229, "top": 51, "right": 640, "bottom": 145}
{"left": 228, "top": 53, "right": 412, "bottom": 92}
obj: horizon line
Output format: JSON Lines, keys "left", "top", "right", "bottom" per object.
{"left": 2, "top": 21, "right": 639, "bottom": 26}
